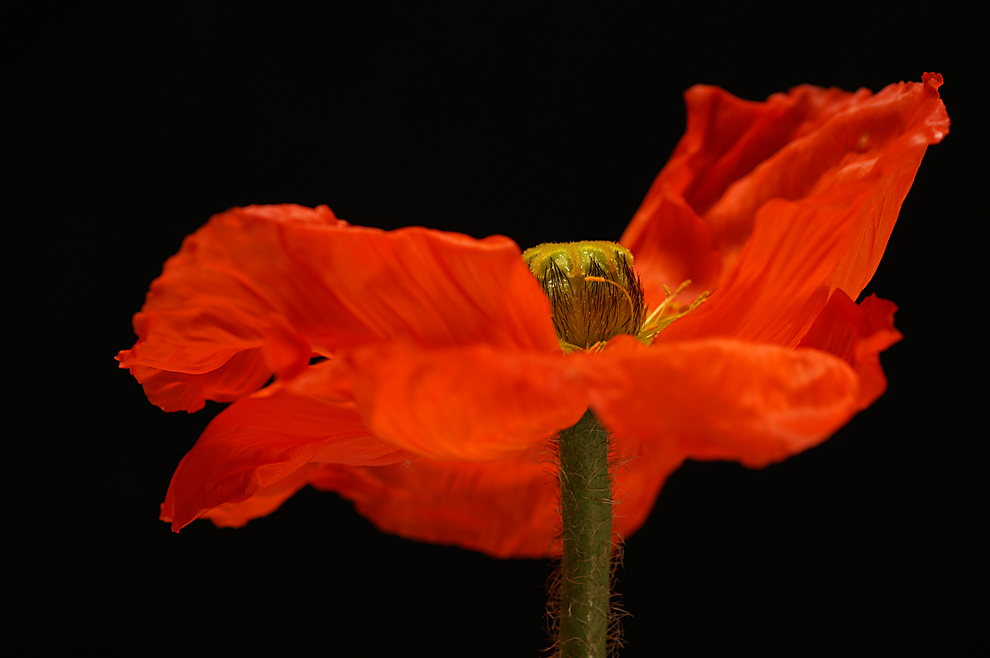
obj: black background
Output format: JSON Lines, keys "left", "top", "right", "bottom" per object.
{"left": 16, "top": 6, "right": 982, "bottom": 655}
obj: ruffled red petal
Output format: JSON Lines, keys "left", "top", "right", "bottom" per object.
{"left": 657, "top": 187, "right": 859, "bottom": 347}
{"left": 584, "top": 335, "right": 860, "bottom": 469}
{"left": 198, "top": 464, "right": 316, "bottom": 529}
{"left": 118, "top": 204, "right": 558, "bottom": 412}
{"left": 620, "top": 185, "right": 722, "bottom": 307}
{"left": 676, "top": 84, "right": 866, "bottom": 220}
{"left": 608, "top": 416, "right": 686, "bottom": 545}
{"left": 302, "top": 421, "right": 684, "bottom": 559}
{"left": 704, "top": 76, "right": 948, "bottom": 292}
{"left": 314, "top": 343, "right": 587, "bottom": 460}
{"left": 623, "top": 82, "right": 865, "bottom": 288}
{"left": 823, "top": 76, "right": 949, "bottom": 300}
{"left": 308, "top": 447, "right": 559, "bottom": 559}
{"left": 798, "top": 291, "right": 902, "bottom": 409}
{"left": 657, "top": 77, "right": 947, "bottom": 347}
{"left": 160, "top": 384, "right": 412, "bottom": 532}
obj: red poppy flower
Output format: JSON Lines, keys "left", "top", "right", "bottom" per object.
{"left": 119, "top": 73, "right": 948, "bottom": 558}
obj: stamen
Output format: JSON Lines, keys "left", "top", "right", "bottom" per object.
{"left": 584, "top": 275, "right": 636, "bottom": 319}
{"left": 636, "top": 280, "right": 709, "bottom": 345}
{"left": 641, "top": 280, "right": 692, "bottom": 329}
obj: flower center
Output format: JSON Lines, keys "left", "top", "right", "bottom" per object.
{"left": 522, "top": 241, "right": 646, "bottom": 351}
{"left": 523, "top": 241, "right": 709, "bottom": 352}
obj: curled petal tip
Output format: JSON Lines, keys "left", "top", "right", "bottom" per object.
{"left": 922, "top": 72, "right": 943, "bottom": 90}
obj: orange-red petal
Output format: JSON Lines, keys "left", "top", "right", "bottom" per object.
{"left": 304, "top": 426, "right": 684, "bottom": 559}
{"left": 118, "top": 204, "right": 558, "bottom": 412}
{"left": 608, "top": 418, "right": 686, "bottom": 545}
{"left": 160, "top": 384, "right": 412, "bottom": 531}
{"left": 623, "top": 82, "right": 866, "bottom": 257}
{"left": 308, "top": 447, "right": 559, "bottom": 559}
{"left": 584, "top": 335, "right": 861, "bottom": 469}
{"left": 798, "top": 291, "right": 902, "bottom": 410}
{"left": 622, "top": 83, "right": 860, "bottom": 305}
{"left": 321, "top": 343, "right": 587, "bottom": 460}
{"left": 703, "top": 75, "right": 948, "bottom": 293}
{"left": 657, "top": 187, "right": 860, "bottom": 347}
{"left": 629, "top": 76, "right": 946, "bottom": 348}
{"left": 197, "top": 464, "right": 316, "bottom": 528}
{"left": 824, "top": 74, "right": 949, "bottom": 300}
{"left": 620, "top": 185, "right": 722, "bottom": 306}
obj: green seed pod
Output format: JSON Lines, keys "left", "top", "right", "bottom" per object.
{"left": 522, "top": 241, "right": 646, "bottom": 351}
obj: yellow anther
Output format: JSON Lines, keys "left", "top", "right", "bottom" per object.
{"left": 636, "top": 281, "right": 708, "bottom": 345}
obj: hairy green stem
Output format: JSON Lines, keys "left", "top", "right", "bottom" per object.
{"left": 557, "top": 409, "right": 612, "bottom": 657}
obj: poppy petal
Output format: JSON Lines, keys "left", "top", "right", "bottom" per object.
{"left": 197, "top": 464, "right": 316, "bottom": 528}
{"left": 622, "top": 82, "right": 861, "bottom": 300}
{"left": 324, "top": 343, "right": 587, "bottom": 461}
{"left": 657, "top": 187, "right": 858, "bottom": 347}
{"left": 798, "top": 291, "right": 902, "bottom": 409}
{"left": 161, "top": 384, "right": 412, "bottom": 531}
{"left": 627, "top": 82, "right": 865, "bottom": 241}
{"left": 703, "top": 75, "right": 949, "bottom": 291}
{"left": 308, "top": 447, "right": 559, "bottom": 559}
{"left": 658, "top": 77, "right": 946, "bottom": 348}
{"left": 629, "top": 76, "right": 945, "bottom": 349}
{"left": 584, "top": 335, "right": 861, "bottom": 469}
{"left": 307, "top": 431, "right": 684, "bottom": 560}
{"left": 609, "top": 421, "right": 686, "bottom": 545}
{"left": 124, "top": 352, "right": 273, "bottom": 414}
{"left": 825, "top": 74, "right": 949, "bottom": 299}
{"left": 620, "top": 184, "right": 722, "bottom": 306}
{"left": 118, "top": 204, "right": 558, "bottom": 412}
